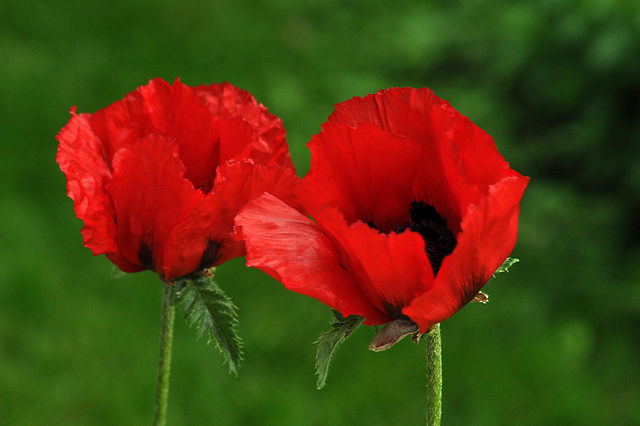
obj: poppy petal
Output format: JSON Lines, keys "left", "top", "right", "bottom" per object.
{"left": 313, "top": 206, "right": 435, "bottom": 320}
{"left": 196, "top": 82, "right": 295, "bottom": 170}
{"left": 87, "top": 78, "right": 176, "bottom": 163}
{"left": 56, "top": 108, "right": 141, "bottom": 272}
{"left": 88, "top": 78, "right": 257, "bottom": 195}
{"left": 298, "top": 122, "right": 421, "bottom": 233}
{"left": 86, "top": 78, "right": 221, "bottom": 193}
{"left": 328, "top": 88, "right": 466, "bottom": 230}
{"left": 327, "top": 87, "right": 515, "bottom": 234}
{"left": 328, "top": 87, "right": 445, "bottom": 137}
{"left": 162, "top": 161, "right": 303, "bottom": 279}
{"left": 107, "top": 134, "right": 205, "bottom": 274}
{"left": 431, "top": 100, "right": 516, "bottom": 195}
{"left": 235, "top": 193, "right": 390, "bottom": 324}
{"left": 164, "top": 81, "right": 228, "bottom": 194}
{"left": 412, "top": 97, "right": 518, "bottom": 232}
{"left": 403, "top": 173, "right": 529, "bottom": 332}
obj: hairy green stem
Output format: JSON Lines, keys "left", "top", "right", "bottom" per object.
{"left": 426, "top": 323, "right": 442, "bottom": 426}
{"left": 153, "top": 282, "right": 175, "bottom": 426}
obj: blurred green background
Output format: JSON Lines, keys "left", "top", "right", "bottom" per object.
{"left": 2, "top": 0, "right": 639, "bottom": 424}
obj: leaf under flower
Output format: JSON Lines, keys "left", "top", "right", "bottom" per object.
{"left": 315, "top": 310, "right": 364, "bottom": 389}
{"left": 171, "top": 271, "right": 243, "bottom": 375}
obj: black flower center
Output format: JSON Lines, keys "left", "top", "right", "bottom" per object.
{"left": 137, "top": 239, "right": 221, "bottom": 276}
{"left": 369, "top": 202, "right": 457, "bottom": 320}
{"left": 198, "top": 239, "right": 222, "bottom": 270}
{"left": 138, "top": 241, "right": 156, "bottom": 271}
{"left": 365, "top": 202, "right": 458, "bottom": 319}
{"left": 395, "top": 201, "right": 457, "bottom": 277}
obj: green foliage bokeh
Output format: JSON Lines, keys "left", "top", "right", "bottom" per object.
{"left": 1, "top": 0, "right": 639, "bottom": 424}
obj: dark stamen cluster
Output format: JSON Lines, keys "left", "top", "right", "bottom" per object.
{"left": 138, "top": 242, "right": 155, "bottom": 271}
{"left": 395, "top": 202, "right": 457, "bottom": 276}
{"left": 365, "top": 202, "right": 457, "bottom": 319}
{"left": 198, "top": 239, "right": 222, "bottom": 270}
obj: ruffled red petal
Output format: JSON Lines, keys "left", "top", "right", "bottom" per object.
{"left": 413, "top": 96, "right": 517, "bottom": 232}
{"left": 328, "top": 87, "right": 446, "bottom": 135}
{"left": 87, "top": 78, "right": 294, "bottom": 196}
{"left": 58, "top": 78, "right": 298, "bottom": 278}
{"left": 295, "top": 87, "right": 530, "bottom": 330}
{"left": 327, "top": 87, "right": 516, "bottom": 234}
{"left": 87, "top": 78, "right": 173, "bottom": 163}
{"left": 88, "top": 78, "right": 225, "bottom": 194}
{"left": 162, "top": 161, "right": 303, "bottom": 279}
{"left": 298, "top": 122, "right": 422, "bottom": 233}
{"left": 107, "top": 134, "right": 205, "bottom": 274}
{"left": 403, "top": 173, "right": 529, "bottom": 332}
{"left": 328, "top": 88, "right": 464, "bottom": 231}
{"left": 235, "top": 193, "right": 390, "bottom": 324}
{"left": 56, "top": 108, "right": 141, "bottom": 272}
{"left": 196, "top": 82, "right": 295, "bottom": 170}
{"left": 313, "top": 206, "right": 435, "bottom": 322}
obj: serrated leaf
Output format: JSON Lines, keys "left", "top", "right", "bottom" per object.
{"left": 315, "top": 310, "right": 364, "bottom": 389}
{"left": 172, "top": 274, "right": 243, "bottom": 375}
{"left": 493, "top": 257, "right": 519, "bottom": 276}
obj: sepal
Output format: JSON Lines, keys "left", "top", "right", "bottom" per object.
{"left": 368, "top": 318, "right": 419, "bottom": 352}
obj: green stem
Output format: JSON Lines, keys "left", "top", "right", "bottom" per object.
{"left": 153, "top": 282, "right": 175, "bottom": 426}
{"left": 426, "top": 323, "right": 442, "bottom": 426}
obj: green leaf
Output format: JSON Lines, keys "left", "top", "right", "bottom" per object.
{"left": 493, "top": 257, "right": 519, "bottom": 276}
{"left": 315, "top": 310, "right": 364, "bottom": 390}
{"left": 110, "top": 266, "right": 126, "bottom": 279}
{"left": 171, "top": 273, "right": 243, "bottom": 375}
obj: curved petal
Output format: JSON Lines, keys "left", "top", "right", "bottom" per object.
{"left": 107, "top": 134, "right": 205, "bottom": 274}
{"left": 314, "top": 206, "right": 435, "bottom": 320}
{"left": 328, "top": 87, "right": 442, "bottom": 130}
{"left": 235, "top": 193, "right": 390, "bottom": 324}
{"left": 403, "top": 173, "right": 529, "bottom": 332}
{"left": 431, "top": 101, "right": 515, "bottom": 195}
{"left": 327, "top": 88, "right": 465, "bottom": 230}
{"left": 196, "top": 82, "right": 295, "bottom": 170}
{"left": 162, "top": 161, "right": 303, "bottom": 279}
{"left": 88, "top": 78, "right": 251, "bottom": 195}
{"left": 298, "top": 122, "right": 421, "bottom": 233}
{"left": 85, "top": 78, "right": 219, "bottom": 192}
{"left": 413, "top": 97, "right": 518, "bottom": 231}
{"left": 88, "top": 78, "right": 175, "bottom": 163}
{"left": 56, "top": 108, "right": 141, "bottom": 272}
{"left": 165, "top": 81, "right": 228, "bottom": 194}
{"left": 327, "top": 87, "right": 516, "bottom": 234}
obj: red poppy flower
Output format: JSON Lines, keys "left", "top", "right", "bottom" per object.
{"left": 235, "top": 87, "right": 529, "bottom": 333}
{"left": 57, "top": 78, "right": 303, "bottom": 280}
